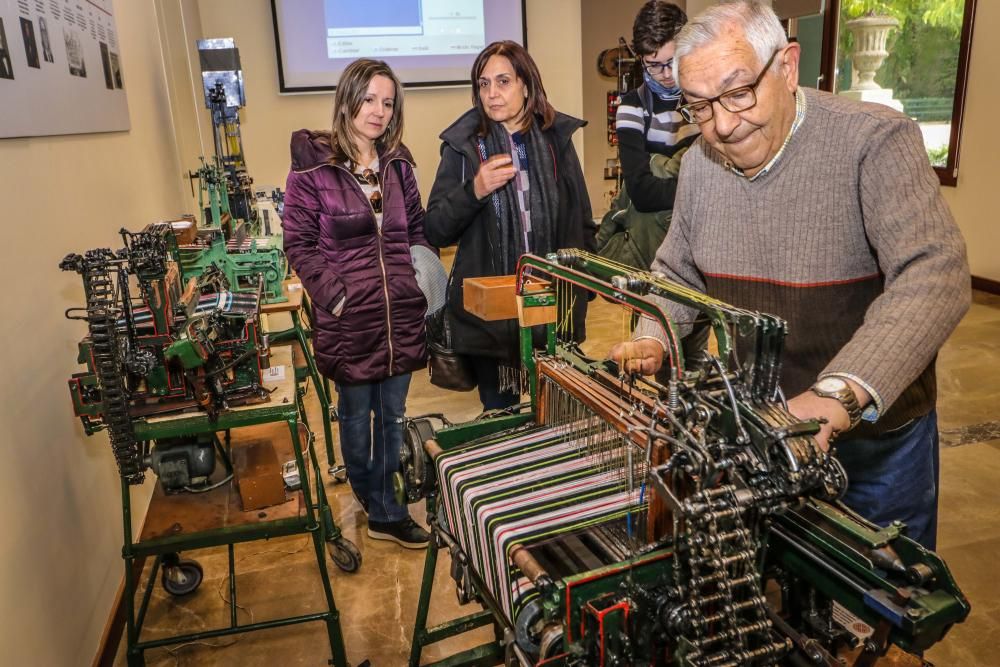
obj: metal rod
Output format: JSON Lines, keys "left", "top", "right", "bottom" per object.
{"left": 768, "top": 525, "right": 869, "bottom": 596}
{"left": 228, "top": 544, "right": 237, "bottom": 628}
{"left": 409, "top": 524, "right": 442, "bottom": 667}
{"left": 423, "top": 610, "right": 496, "bottom": 644}
{"left": 510, "top": 544, "right": 550, "bottom": 585}
{"left": 134, "top": 612, "right": 332, "bottom": 651}
{"left": 135, "top": 555, "right": 161, "bottom": 634}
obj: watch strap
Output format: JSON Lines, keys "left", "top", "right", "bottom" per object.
{"left": 810, "top": 381, "right": 862, "bottom": 430}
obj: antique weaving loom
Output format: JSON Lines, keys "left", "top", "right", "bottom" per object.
{"left": 403, "top": 251, "right": 969, "bottom": 667}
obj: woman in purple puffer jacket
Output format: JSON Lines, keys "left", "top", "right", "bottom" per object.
{"left": 283, "top": 59, "right": 432, "bottom": 550}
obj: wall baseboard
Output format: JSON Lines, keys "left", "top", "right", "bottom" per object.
{"left": 972, "top": 274, "right": 1000, "bottom": 295}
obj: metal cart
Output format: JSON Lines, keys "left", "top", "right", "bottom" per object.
{"left": 119, "top": 346, "right": 355, "bottom": 666}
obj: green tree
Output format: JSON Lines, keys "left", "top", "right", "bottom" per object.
{"left": 842, "top": 0, "right": 964, "bottom": 32}
{"left": 922, "top": 0, "right": 964, "bottom": 34}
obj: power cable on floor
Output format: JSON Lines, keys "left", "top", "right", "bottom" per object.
{"left": 160, "top": 537, "right": 311, "bottom": 665}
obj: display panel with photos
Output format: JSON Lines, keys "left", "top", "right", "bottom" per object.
{"left": 0, "top": 0, "right": 128, "bottom": 138}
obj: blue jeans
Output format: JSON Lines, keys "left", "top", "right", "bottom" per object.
{"left": 836, "top": 410, "right": 940, "bottom": 550}
{"left": 335, "top": 373, "right": 411, "bottom": 523}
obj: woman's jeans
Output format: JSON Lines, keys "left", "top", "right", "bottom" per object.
{"left": 335, "top": 373, "right": 411, "bottom": 523}
{"left": 837, "top": 410, "right": 940, "bottom": 550}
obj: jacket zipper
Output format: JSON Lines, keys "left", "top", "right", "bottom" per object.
{"left": 331, "top": 158, "right": 407, "bottom": 371}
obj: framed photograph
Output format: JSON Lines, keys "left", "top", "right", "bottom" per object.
{"left": 20, "top": 17, "right": 39, "bottom": 69}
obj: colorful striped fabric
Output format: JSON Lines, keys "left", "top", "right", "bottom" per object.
{"left": 177, "top": 238, "right": 276, "bottom": 251}
{"left": 436, "top": 420, "right": 643, "bottom": 622}
{"left": 225, "top": 237, "right": 275, "bottom": 251}
{"left": 122, "top": 292, "right": 259, "bottom": 332}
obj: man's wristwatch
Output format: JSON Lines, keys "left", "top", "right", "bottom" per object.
{"left": 810, "top": 377, "right": 862, "bottom": 431}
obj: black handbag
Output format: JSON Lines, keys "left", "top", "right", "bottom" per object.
{"left": 425, "top": 274, "right": 477, "bottom": 392}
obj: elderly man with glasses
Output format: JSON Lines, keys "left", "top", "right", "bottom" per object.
{"left": 610, "top": 1, "right": 969, "bottom": 550}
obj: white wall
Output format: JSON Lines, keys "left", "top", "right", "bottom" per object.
{"left": 0, "top": 0, "right": 186, "bottom": 663}
{"left": 940, "top": 1, "right": 1000, "bottom": 282}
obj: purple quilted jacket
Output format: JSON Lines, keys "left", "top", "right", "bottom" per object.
{"left": 283, "top": 129, "right": 431, "bottom": 385}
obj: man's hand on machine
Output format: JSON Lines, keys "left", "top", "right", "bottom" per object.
{"left": 609, "top": 339, "right": 664, "bottom": 376}
{"left": 787, "top": 378, "right": 870, "bottom": 452}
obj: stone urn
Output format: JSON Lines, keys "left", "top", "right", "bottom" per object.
{"left": 845, "top": 15, "right": 899, "bottom": 91}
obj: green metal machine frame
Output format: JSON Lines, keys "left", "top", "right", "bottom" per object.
{"left": 405, "top": 251, "right": 969, "bottom": 667}
{"left": 177, "top": 227, "right": 288, "bottom": 305}
{"left": 62, "top": 227, "right": 353, "bottom": 664}
{"left": 184, "top": 157, "right": 288, "bottom": 304}
{"left": 120, "top": 374, "right": 350, "bottom": 667}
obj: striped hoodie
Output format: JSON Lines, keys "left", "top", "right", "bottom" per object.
{"left": 615, "top": 85, "right": 700, "bottom": 212}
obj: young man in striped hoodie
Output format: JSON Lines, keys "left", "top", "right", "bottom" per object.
{"left": 615, "top": 1, "right": 700, "bottom": 214}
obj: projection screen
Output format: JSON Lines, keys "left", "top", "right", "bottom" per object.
{"left": 270, "top": 0, "right": 527, "bottom": 92}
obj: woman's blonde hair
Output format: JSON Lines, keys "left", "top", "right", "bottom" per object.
{"left": 328, "top": 59, "right": 404, "bottom": 166}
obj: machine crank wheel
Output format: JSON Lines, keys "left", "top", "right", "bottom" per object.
{"left": 327, "top": 536, "right": 362, "bottom": 573}
{"left": 161, "top": 558, "right": 204, "bottom": 596}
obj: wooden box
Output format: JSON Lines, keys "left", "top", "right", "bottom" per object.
{"left": 233, "top": 438, "right": 287, "bottom": 511}
{"left": 463, "top": 275, "right": 551, "bottom": 321}
{"left": 517, "top": 291, "right": 558, "bottom": 327}
{"left": 168, "top": 216, "right": 198, "bottom": 246}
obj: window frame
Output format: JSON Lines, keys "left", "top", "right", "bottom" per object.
{"left": 819, "top": 0, "right": 978, "bottom": 187}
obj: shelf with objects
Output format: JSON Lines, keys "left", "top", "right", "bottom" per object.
{"left": 60, "top": 224, "right": 356, "bottom": 667}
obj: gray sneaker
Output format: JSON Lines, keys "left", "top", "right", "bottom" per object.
{"left": 367, "top": 517, "right": 430, "bottom": 549}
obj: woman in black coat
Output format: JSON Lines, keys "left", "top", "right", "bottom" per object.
{"left": 424, "top": 41, "right": 596, "bottom": 410}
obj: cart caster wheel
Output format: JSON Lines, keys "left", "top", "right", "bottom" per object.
{"left": 327, "top": 537, "right": 362, "bottom": 573}
{"left": 161, "top": 559, "right": 204, "bottom": 596}
{"left": 328, "top": 465, "right": 348, "bottom": 484}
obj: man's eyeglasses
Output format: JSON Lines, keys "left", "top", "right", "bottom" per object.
{"left": 677, "top": 47, "right": 782, "bottom": 124}
{"left": 642, "top": 58, "right": 674, "bottom": 75}
{"left": 353, "top": 168, "right": 382, "bottom": 214}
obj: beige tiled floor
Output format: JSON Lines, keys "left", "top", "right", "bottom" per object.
{"left": 116, "top": 291, "right": 1000, "bottom": 666}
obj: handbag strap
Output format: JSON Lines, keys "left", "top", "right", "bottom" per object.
{"left": 436, "top": 254, "right": 460, "bottom": 347}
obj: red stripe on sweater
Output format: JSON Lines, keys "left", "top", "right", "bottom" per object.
{"left": 703, "top": 271, "right": 881, "bottom": 288}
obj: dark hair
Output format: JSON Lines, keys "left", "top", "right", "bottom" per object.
{"left": 470, "top": 41, "right": 555, "bottom": 136}
{"left": 632, "top": 1, "right": 688, "bottom": 57}
{"left": 328, "top": 59, "right": 404, "bottom": 167}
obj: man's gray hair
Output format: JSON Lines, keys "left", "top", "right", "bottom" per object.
{"left": 672, "top": 1, "right": 788, "bottom": 84}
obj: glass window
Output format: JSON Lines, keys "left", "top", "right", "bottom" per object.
{"left": 826, "top": 0, "right": 978, "bottom": 186}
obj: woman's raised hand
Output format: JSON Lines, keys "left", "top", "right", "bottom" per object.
{"left": 473, "top": 154, "right": 516, "bottom": 200}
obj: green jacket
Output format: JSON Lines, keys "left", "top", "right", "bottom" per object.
{"left": 595, "top": 148, "right": 686, "bottom": 271}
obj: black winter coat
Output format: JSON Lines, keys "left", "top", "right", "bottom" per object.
{"left": 424, "top": 110, "right": 596, "bottom": 361}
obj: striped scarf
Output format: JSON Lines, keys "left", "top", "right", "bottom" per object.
{"left": 477, "top": 119, "right": 559, "bottom": 275}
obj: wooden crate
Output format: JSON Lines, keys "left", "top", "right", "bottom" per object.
{"left": 233, "top": 437, "right": 287, "bottom": 511}
{"left": 463, "top": 275, "right": 551, "bottom": 321}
